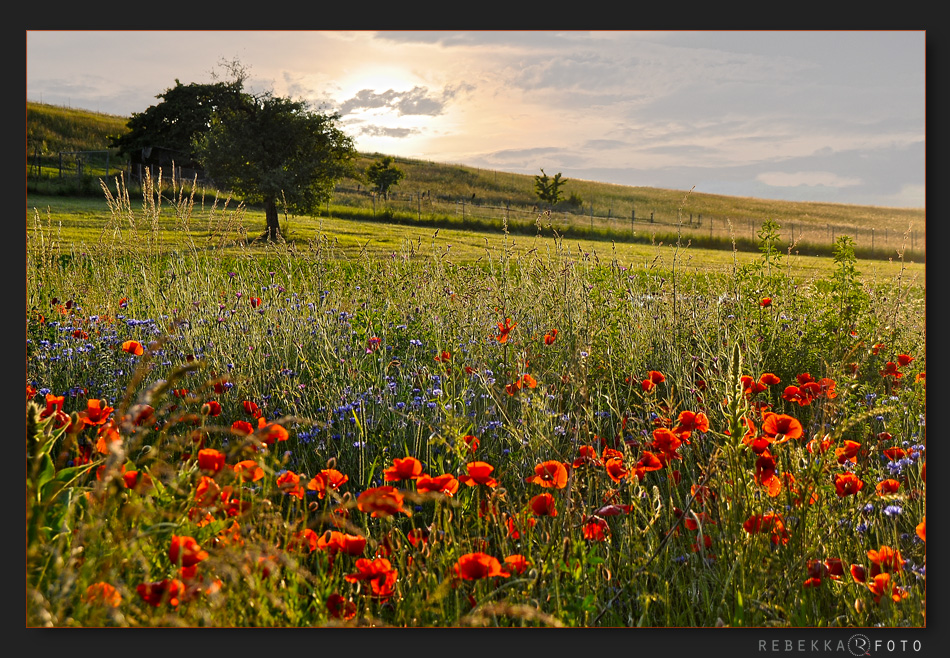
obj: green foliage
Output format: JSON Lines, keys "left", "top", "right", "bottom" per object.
{"left": 195, "top": 91, "right": 356, "bottom": 240}
{"left": 25, "top": 189, "right": 926, "bottom": 626}
{"left": 109, "top": 79, "right": 247, "bottom": 168}
{"left": 534, "top": 168, "right": 567, "bottom": 205}
{"left": 365, "top": 156, "right": 405, "bottom": 199}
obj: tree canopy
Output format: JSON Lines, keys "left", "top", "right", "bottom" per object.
{"left": 195, "top": 92, "right": 356, "bottom": 241}
{"left": 109, "top": 79, "right": 246, "bottom": 169}
{"left": 365, "top": 156, "right": 405, "bottom": 199}
{"left": 534, "top": 168, "right": 568, "bottom": 206}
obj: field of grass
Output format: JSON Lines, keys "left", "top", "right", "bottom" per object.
{"left": 26, "top": 175, "right": 926, "bottom": 628}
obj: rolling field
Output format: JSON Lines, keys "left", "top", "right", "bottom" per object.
{"left": 26, "top": 174, "right": 926, "bottom": 628}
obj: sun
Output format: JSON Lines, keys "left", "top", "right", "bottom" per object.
{"left": 335, "top": 66, "right": 420, "bottom": 101}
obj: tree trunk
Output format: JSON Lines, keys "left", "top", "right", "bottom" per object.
{"left": 264, "top": 198, "right": 281, "bottom": 241}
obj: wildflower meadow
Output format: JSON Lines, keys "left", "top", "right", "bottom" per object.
{"left": 26, "top": 177, "right": 926, "bottom": 628}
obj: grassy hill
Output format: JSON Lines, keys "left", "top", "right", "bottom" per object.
{"left": 26, "top": 101, "right": 925, "bottom": 260}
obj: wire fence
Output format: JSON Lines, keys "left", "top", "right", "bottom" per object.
{"left": 26, "top": 152, "right": 923, "bottom": 255}
{"left": 333, "top": 187, "right": 924, "bottom": 256}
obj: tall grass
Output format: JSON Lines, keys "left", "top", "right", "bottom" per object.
{"left": 26, "top": 175, "right": 925, "bottom": 627}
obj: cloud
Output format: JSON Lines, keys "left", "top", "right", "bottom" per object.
{"left": 354, "top": 125, "right": 418, "bottom": 139}
{"left": 338, "top": 86, "right": 455, "bottom": 117}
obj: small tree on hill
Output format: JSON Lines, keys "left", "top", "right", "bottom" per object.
{"left": 535, "top": 168, "right": 567, "bottom": 206}
{"left": 366, "top": 156, "right": 405, "bottom": 200}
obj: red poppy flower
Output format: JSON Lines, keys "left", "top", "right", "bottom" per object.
{"left": 673, "top": 410, "right": 710, "bottom": 437}
{"left": 850, "top": 564, "right": 868, "bottom": 583}
{"left": 759, "top": 297, "right": 772, "bottom": 307}
{"left": 453, "top": 552, "right": 510, "bottom": 580}
{"left": 834, "top": 440, "right": 863, "bottom": 464}
{"left": 83, "top": 582, "right": 122, "bottom": 607}
{"left": 505, "top": 514, "right": 537, "bottom": 539}
{"left": 529, "top": 492, "right": 558, "bottom": 517}
{"left": 833, "top": 471, "right": 864, "bottom": 497}
{"left": 137, "top": 579, "right": 185, "bottom": 607}
{"left": 754, "top": 453, "right": 783, "bottom": 497}
{"left": 121, "top": 340, "right": 144, "bottom": 356}
{"left": 249, "top": 297, "right": 263, "bottom": 308}
{"left": 880, "top": 361, "right": 903, "bottom": 378}
{"left": 344, "top": 558, "right": 398, "bottom": 599}
{"left": 357, "top": 486, "right": 410, "bottom": 517}
{"left": 504, "top": 554, "right": 530, "bottom": 575}
{"left": 317, "top": 531, "right": 367, "bottom": 556}
{"left": 641, "top": 370, "right": 665, "bottom": 392}
{"left": 256, "top": 417, "right": 289, "bottom": 445}
{"left": 817, "top": 378, "right": 837, "bottom": 399}
{"left": 229, "top": 419, "right": 255, "bottom": 436}
{"left": 743, "top": 513, "right": 790, "bottom": 545}
{"left": 169, "top": 535, "right": 209, "bottom": 568}
{"left": 457, "top": 461, "right": 499, "bottom": 488}
{"left": 495, "top": 317, "right": 517, "bottom": 343}
{"left": 232, "top": 459, "right": 265, "bottom": 482}
{"left": 897, "top": 354, "right": 914, "bottom": 367}
{"left": 276, "top": 471, "right": 305, "bottom": 500}
{"left": 288, "top": 528, "right": 320, "bottom": 553}
{"left": 544, "top": 329, "right": 558, "bottom": 345}
{"left": 916, "top": 517, "right": 925, "bottom": 542}
{"left": 867, "top": 573, "right": 909, "bottom": 604}
{"left": 197, "top": 448, "right": 226, "bottom": 474}
{"left": 759, "top": 372, "right": 781, "bottom": 386}
{"left": 415, "top": 473, "right": 460, "bottom": 496}
{"left": 526, "top": 460, "right": 569, "bottom": 489}
{"left": 761, "top": 413, "right": 804, "bottom": 442}
{"left": 582, "top": 516, "right": 610, "bottom": 541}
{"left": 572, "top": 445, "right": 603, "bottom": 468}
{"left": 434, "top": 350, "right": 452, "bottom": 363}
{"left": 867, "top": 545, "right": 904, "bottom": 573}
{"left": 307, "top": 468, "right": 349, "bottom": 498}
{"left": 651, "top": 427, "right": 683, "bottom": 460}
{"left": 605, "top": 457, "right": 630, "bottom": 483}
{"left": 242, "top": 400, "right": 262, "bottom": 418}
{"left": 521, "top": 373, "right": 537, "bottom": 388}
{"left": 78, "top": 399, "right": 114, "bottom": 427}
{"left": 95, "top": 421, "right": 122, "bottom": 455}
{"left": 123, "top": 470, "right": 154, "bottom": 493}
{"left": 882, "top": 446, "right": 906, "bottom": 461}
{"left": 460, "top": 434, "right": 480, "bottom": 453}
{"left": 194, "top": 475, "right": 221, "bottom": 507}
{"left": 741, "top": 375, "right": 767, "bottom": 398}
{"left": 875, "top": 479, "right": 901, "bottom": 496}
{"left": 201, "top": 400, "right": 222, "bottom": 417}
{"left": 384, "top": 456, "right": 424, "bottom": 482}
{"left": 326, "top": 593, "right": 357, "bottom": 620}
{"left": 807, "top": 434, "right": 833, "bottom": 454}
{"left": 637, "top": 451, "right": 664, "bottom": 472}
{"left": 781, "top": 385, "right": 813, "bottom": 406}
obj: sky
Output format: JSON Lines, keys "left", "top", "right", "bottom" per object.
{"left": 26, "top": 30, "right": 926, "bottom": 208}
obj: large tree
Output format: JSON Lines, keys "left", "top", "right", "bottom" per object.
{"left": 195, "top": 92, "right": 356, "bottom": 241}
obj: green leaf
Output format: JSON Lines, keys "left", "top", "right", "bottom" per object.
{"left": 35, "top": 453, "right": 56, "bottom": 497}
